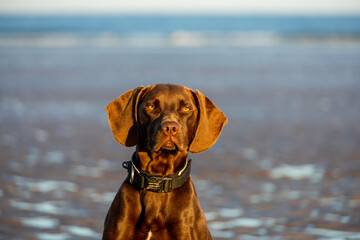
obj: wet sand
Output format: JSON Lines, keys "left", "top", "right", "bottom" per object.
{"left": 1, "top": 46, "right": 360, "bottom": 239}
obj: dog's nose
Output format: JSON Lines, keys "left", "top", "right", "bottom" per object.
{"left": 161, "top": 121, "right": 179, "bottom": 136}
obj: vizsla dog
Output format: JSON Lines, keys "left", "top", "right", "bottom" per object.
{"left": 103, "top": 84, "right": 227, "bottom": 240}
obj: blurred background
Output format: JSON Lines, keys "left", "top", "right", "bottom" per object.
{"left": 1, "top": 1, "right": 360, "bottom": 239}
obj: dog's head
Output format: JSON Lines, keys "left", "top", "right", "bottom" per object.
{"left": 106, "top": 84, "right": 227, "bottom": 154}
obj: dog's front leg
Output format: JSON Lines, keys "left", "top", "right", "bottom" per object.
{"left": 102, "top": 183, "right": 142, "bottom": 240}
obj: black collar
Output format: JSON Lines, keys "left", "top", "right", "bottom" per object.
{"left": 122, "top": 153, "right": 191, "bottom": 193}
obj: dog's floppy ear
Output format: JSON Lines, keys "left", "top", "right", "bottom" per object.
{"left": 106, "top": 86, "right": 148, "bottom": 147}
{"left": 189, "top": 90, "right": 228, "bottom": 153}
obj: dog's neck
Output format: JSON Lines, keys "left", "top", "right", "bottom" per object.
{"left": 135, "top": 150, "right": 188, "bottom": 176}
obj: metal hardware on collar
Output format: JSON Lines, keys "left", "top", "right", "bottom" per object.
{"left": 145, "top": 175, "right": 172, "bottom": 192}
{"left": 122, "top": 161, "right": 130, "bottom": 170}
{"left": 122, "top": 160, "right": 134, "bottom": 184}
{"left": 122, "top": 153, "right": 191, "bottom": 193}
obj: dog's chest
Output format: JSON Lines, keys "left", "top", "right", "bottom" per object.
{"left": 146, "top": 231, "right": 152, "bottom": 240}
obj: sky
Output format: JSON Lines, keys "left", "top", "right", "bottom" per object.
{"left": 1, "top": 0, "right": 360, "bottom": 15}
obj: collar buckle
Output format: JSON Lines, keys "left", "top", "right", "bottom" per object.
{"left": 145, "top": 176, "right": 172, "bottom": 193}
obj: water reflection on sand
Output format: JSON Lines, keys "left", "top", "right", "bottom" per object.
{"left": 1, "top": 46, "right": 360, "bottom": 239}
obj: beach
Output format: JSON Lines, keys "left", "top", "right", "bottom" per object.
{"left": 1, "top": 44, "right": 359, "bottom": 239}
{"left": 1, "top": 14, "right": 360, "bottom": 238}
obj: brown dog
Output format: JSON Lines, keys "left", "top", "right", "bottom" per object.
{"left": 103, "top": 84, "right": 227, "bottom": 240}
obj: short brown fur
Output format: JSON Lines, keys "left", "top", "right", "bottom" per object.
{"left": 103, "top": 84, "right": 227, "bottom": 240}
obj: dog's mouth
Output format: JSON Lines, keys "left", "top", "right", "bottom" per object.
{"left": 160, "top": 141, "right": 180, "bottom": 154}
{"left": 150, "top": 132, "right": 187, "bottom": 154}
{"left": 152, "top": 138, "right": 181, "bottom": 154}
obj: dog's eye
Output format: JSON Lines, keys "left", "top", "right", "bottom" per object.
{"left": 183, "top": 106, "right": 190, "bottom": 112}
{"left": 148, "top": 105, "right": 156, "bottom": 110}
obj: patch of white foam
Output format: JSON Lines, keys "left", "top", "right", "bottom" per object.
{"left": 66, "top": 225, "right": 101, "bottom": 238}
{"left": 231, "top": 218, "right": 263, "bottom": 228}
{"left": 322, "top": 213, "right": 350, "bottom": 223}
{"left": 13, "top": 175, "right": 78, "bottom": 193}
{"left": 45, "top": 151, "right": 65, "bottom": 164}
{"left": 262, "top": 182, "right": 276, "bottom": 193}
{"left": 20, "top": 217, "right": 59, "bottom": 229}
{"left": 170, "top": 31, "right": 208, "bottom": 47}
{"left": 269, "top": 164, "right": 324, "bottom": 181}
{"left": 26, "top": 147, "right": 40, "bottom": 165}
{"left": 310, "top": 209, "right": 320, "bottom": 218}
{"left": 241, "top": 148, "right": 258, "bottom": 161}
{"left": 219, "top": 208, "right": 243, "bottom": 218}
{"left": 256, "top": 228, "right": 268, "bottom": 236}
{"left": 70, "top": 165, "right": 102, "bottom": 178}
{"left": 10, "top": 200, "right": 63, "bottom": 215}
{"left": 3, "top": 32, "right": 357, "bottom": 49}
{"left": 239, "top": 235, "right": 284, "bottom": 240}
{"left": 340, "top": 216, "right": 351, "bottom": 224}
{"left": 284, "top": 190, "right": 301, "bottom": 200}
{"left": 306, "top": 228, "right": 360, "bottom": 239}
{"left": 209, "top": 218, "right": 263, "bottom": 230}
{"left": 205, "top": 212, "right": 218, "bottom": 221}
{"left": 211, "top": 230, "right": 235, "bottom": 239}
{"left": 36, "top": 233, "right": 69, "bottom": 240}
{"left": 10, "top": 200, "right": 85, "bottom": 216}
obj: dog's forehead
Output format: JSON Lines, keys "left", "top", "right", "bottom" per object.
{"left": 144, "top": 84, "right": 193, "bottom": 102}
